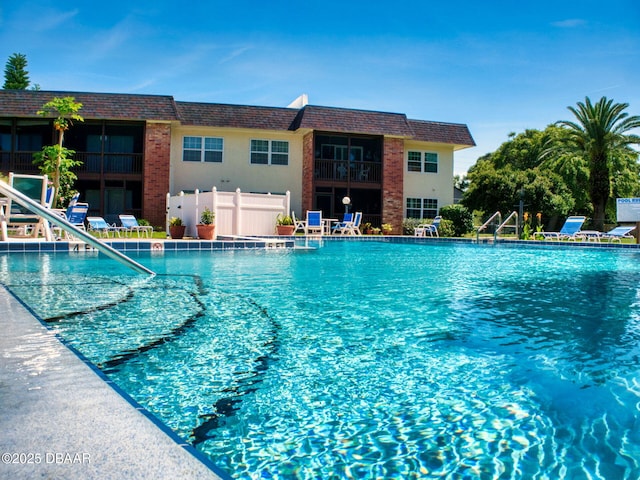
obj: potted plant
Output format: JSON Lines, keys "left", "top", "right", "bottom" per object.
{"left": 362, "top": 222, "right": 373, "bottom": 234}
{"left": 371, "top": 227, "right": 381, "bottom": 235}
{"left": 381, "top": 223, "right": 393, "bottom": 235}
{"left": 275, "top": 213, "right": 295, "bottom": 235}
{"left": 196, "top": 207, "right": 216, "bottom": 240}
{"left": 169, "top": 216, "right": 186, "bottom": 239}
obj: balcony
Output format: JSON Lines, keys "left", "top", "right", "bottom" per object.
{"left": 314, "top": 159, "right": 381, "bottom": 184}
{"left": 0, "top": 151, "right": 143, "bottom": 176}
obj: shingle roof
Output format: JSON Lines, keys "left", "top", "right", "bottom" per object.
{"left": 408, "top": 119, "right": 476, "bottom": 147}
{"left": 294, "top": 105, "right": 414, "bottom": 136}
{"left": 176, "top": 102, "right": 299, "bottom": 130}
{"left": 0, "top": 90, "right": 475, "bottom": 147}
{"left": 0, "top": 90, "right": 179, "bottom": 121}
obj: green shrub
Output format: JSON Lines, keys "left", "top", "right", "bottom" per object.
{"left": 402, "top": 217, "right": 454, "bottom": 237}
{"left": 439, "top": 204, "right": 474, "bottom": 237}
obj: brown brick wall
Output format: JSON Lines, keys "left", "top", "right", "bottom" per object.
{"left": 382, "top": 137, "right": 404, "bottom": 233}
{"left": 301, "top": 131, "right": 314, "bottom": 213}
{"left": 143, "top": 122, "right": 171, "bottom": 227}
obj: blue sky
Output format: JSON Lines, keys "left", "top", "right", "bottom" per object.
{"left": 1, "top": 1, "right": 639, "bottom": 174}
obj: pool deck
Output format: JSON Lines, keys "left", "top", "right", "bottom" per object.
{"left": 0, "top": 286, "right": 227, "bottom": 480}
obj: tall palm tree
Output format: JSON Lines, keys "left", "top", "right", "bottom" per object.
{"left": 557, "top": 96, "right": 640, "bottom": 230}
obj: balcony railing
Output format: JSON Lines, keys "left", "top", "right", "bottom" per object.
{"left": 314, "top": 159, "right": 381, "bottom": 183}
{"left": 0, "top": 151, "right": 143, "bottom": 175}
{"left": 74, "top": 152, "right": 143, "bottom": 174}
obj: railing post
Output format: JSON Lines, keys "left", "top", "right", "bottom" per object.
{"left": 195, "top": 189, "right": 200, "bottom": 230}
{"left": 286, "top": 190, "right": 291, "bottom": 216}
{"left": 234, "top": 188, "right": 242, "bottom": 236}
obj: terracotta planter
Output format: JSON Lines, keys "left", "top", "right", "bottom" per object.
{"left": 169, "top": 225, "right": 186, "bottom": 239}
{"left": 197, "top": 224, "right": 216, "bottom": 240}
{"left": 276, "top": 225, "right": 295, "bottom": 235}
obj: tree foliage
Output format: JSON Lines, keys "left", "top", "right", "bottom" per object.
{"left": 463, "top": 127, "right": 576, "bottom": 227}
{"left": 463, "top": 101, "right": 640, "bottom": 231}
{"left": 33, "top": 97, "right": 84, "bottom": 208}
{"left": 553, "top": 96, "right": 640, "bottom": 230}
{"left": 3, "top": 53, "right": 30, "bottom": 89}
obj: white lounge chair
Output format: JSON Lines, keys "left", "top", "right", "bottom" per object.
{"left": 600, "top": 225, "right": 636, "bottom": 243}
{"left": 291, "top": 211, "right": 306, "bottom": 233}
{"left": 331, "top": 212, "right": 354, "bottom": 234}
{"left": 88, "top": 216, "right": 125, "bottom": 238}
{"left": 334, "top": 211, "right": 363, "bottom": 235}
{"left": 414, "top": 216, "right": 441, "bottom": 237}
{"left": 533, "top": 216, "right": 586, "bottom": 241}
{"left": 119, "top": 214, "right": 153, "bottom": 237}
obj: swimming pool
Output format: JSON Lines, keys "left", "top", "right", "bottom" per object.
{"left": 2, "top": 240, "right": 640, "bottom": 479}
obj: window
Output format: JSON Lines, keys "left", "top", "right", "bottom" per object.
{"left": 251, "top": 139, "right": 289, "bottom": 165}
{"left": 183, "top": 136, "right": 223, "bottom": 163}
{"left": 407, "top": 151, "right": 438, "bottom": 173}
{"left": 408, "top": 151, "right": 422, "bottom": 172}
{"left": 406, "top": 198, "right": 438, "bottom": 219}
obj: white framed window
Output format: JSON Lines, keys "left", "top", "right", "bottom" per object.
{"left": 251, "top": 139, "right": 289, "bottom": 165}
{"left": 183, "top": 136, "right": 223, "bottom": 163}
{"left": 406, "top": 197, "right": 438, "bottom": 219}
{"left": 407, "top": 151, "right": 438, "bottom": 173}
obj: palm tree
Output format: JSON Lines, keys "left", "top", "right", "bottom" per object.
{"left": 556, "top": 96, "right": 640, "bottom": 230}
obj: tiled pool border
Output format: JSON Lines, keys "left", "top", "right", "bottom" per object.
{"left": 1, "top": 235, "right": 640, "bottom": 253}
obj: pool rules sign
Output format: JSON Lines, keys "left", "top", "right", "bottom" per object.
{"left": 616, "top": 198, "right": 640, "bottom": 243}
{"left": 616, "top": 198, "right": 640, "bottom": 222}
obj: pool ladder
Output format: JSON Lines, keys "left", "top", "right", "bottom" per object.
{"left": 476, "top": 211, "right": 519, "bottom": 242}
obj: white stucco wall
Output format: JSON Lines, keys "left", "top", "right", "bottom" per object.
{"left": 402, "top": 141, "right": 455, "bottom": 214}
{"left": 170, "top": 126, "right": 303, "bottom": 215}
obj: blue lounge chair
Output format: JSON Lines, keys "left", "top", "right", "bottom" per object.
{"left": 333, "top": 211, "right": 363, "bottom": 235}
{"left": 119, "top": 214, "right": 153, "bottom": 237}
{"left": 601, "top": 225, "right": 636, "bottom": 243}
{"left": 415, "top": 216, "right": 441, "bottom": 237}
{"left": 304, "top": 210, "right": 324, "bottom": 236}
{"left": 331, "top": 212, "right": 353, "bottom": 234}
{"left": 87, "top": 216, "right": 125, "bottom": 238}
{"left": 534, "top": 215, "right": 586, "bottom": 241}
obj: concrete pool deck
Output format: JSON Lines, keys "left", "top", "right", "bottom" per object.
{"left": 0, "top": 286, "right": 226, "bottom": 480}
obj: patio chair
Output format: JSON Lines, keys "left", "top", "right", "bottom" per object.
{"left": 52, "top": 202, "right": 89, "bottom": 239}
{"left": 87, "top": 216, "right": 125, "bottom": 238}
{"left": 533, "top": 216, "right": 586, "bottom": 241}
{"left": 4, "top": 173, "right": 53, "bottom": 241}
{"left": 119, "top": 214, "right": 153, "bottom": 238}
{"left": 414, "top": 216, "right": 441, "bottom": 237}
{"left": 600, "top": 225, "right": 636, "bottom": 243}
{"left": 291, "top": 211, "right": 306, "bottom": 233}
{"left": 331, "top": 212, "right": 354, "bottom": 234}
{"left": 304, "top": 210, "right": 324, "bottom": 236}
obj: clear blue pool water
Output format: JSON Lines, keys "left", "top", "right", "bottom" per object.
{"left": 2, "top": 241, "right": 640, "bottom": 479}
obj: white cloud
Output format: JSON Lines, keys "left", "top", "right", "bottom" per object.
{"left": 551, "top": 19, "right": 586, "bottom": 28}
{"left": 33, "top": 8, "right": 79, "bottom": 32}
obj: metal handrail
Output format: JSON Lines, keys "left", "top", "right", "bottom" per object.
{"left": 0, "top": 180, "right": 154, "bottom": 275}
{"left": 476, "top": 211, "right": 501, "bottom": 242}
{"left": 496, "top": 211, "right": 519, "bottom": 237}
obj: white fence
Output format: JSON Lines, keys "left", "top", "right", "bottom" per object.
{"left": 166, "top": 188, "right": 290, "bottom": 237}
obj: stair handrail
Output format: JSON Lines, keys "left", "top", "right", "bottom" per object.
{"left": 0, "top": 180, "right": 154, "bottom": 275}
{"left": 496, "top": 211, "right": 519, "bottom": 238}
{"left": 476, "top": 211, "right": 501, "bottom": 242}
